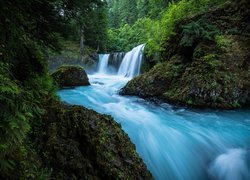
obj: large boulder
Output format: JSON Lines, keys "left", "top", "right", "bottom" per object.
{"left": 52, "top": 65, "right": 90, "bottom": 87}
{"left": 122, "top": 1, "right": 250, "bottom": 109}
{"left": 35, "top": 100, "right": 152, "bottom": 179}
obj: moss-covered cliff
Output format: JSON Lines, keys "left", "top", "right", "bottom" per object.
{"left": 122, "top": 0, "right": 250, "bottom": 109}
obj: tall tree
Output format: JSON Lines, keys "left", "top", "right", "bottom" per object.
{"left": 61, "top": 0, "right": 108, "bottom": 54}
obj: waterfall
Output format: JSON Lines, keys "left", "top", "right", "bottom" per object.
{"left": 118, "top": 44, "right": 145, "bottom": 78}
{"left": 97, "top": 54, "right": 110, "bottom": 74}
{"left": 97, "top": 44, "right": 145, "bottom": 77}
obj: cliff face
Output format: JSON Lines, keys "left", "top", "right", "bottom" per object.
{"left": 122, "top": 0, "right": 250, "bottom": 109}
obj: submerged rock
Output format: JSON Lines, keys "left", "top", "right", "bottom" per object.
{"left": 52, "top": 65, "right": 90, "bottom": 88}
{"left": 36, "top": 100, "right": 152, "bottom": 179}
{"left": 122, "top": 1, "right": 250, "bottom": 109}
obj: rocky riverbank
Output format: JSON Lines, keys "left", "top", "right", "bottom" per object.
{"left": 122, "top": 0, "right": 250, "bottom": 109}
{"left": 32, "top": 99, "right": 152, "bottom": 179}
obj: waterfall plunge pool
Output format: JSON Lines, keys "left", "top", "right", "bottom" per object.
{"left": 58, "top": 74, "right": 250, "bottom": 180}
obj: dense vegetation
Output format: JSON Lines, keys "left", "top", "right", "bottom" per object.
{"left": 106, "top": 0, "right": 228, "bottom": 61}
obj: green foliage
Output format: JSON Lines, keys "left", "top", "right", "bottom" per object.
{"left": 180, "top": 19, "right": 221, "bottom": 47}
{"left": 161, "top": 0, "right": 226, "bottom": 40}
{"left": 107, "top": 18, "right": 162, "bottom": 54}
{"left": 202, "top": 53, "right": 222, "bottom": 68}
{"left": 215, "top": 35, "right": 233, "bottom": 51}
{"left": 0, "top": 63, "right": 31, "bottom": 171}
{"left": 0, "top": 0, "right": 61, "bottom": 177}
{"left": 203, "top": 54, "right": 219, "bottom": 61}
{"left": 231, "top": 101, "right": 241, "bottom": 108}
{"left": 108, "top": 0, "right": 169, "bottom": 28}
{"left": 226, "top": 27, "right": 240, "bottom": 34}
{"left": 108, "top": 0, "right": 138, "bottom": 28}
{"left": 106, "top": 0, "right": 227, "bottom": 63}
{"left": 187, "top": 99, "right": 193, "bottom": 105}
{"left": 62, "top": 0, "right": 108, "bottom": 51}
{"left": 0, "top": 62, "right": 57, "bottom": 175}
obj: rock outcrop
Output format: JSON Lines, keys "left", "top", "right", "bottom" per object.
{"left": 34, "top": 100, "right": 152, "bottom": 179}
{"left": 52, "top": 66, "right": 90, "bottom": 88}
{"left": 122, "top": 0, "right": 250, "bottom": 109}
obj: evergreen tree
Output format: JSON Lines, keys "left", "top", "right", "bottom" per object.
{"left": 61, "top": 0, "right": 108, "bottom": 52}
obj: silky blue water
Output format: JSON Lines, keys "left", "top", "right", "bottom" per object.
{"left": 58, "top": 74, "right": 250, "bottom": 180}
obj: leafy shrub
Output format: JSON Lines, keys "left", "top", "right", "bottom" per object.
{"left": 107, "top": 0, "right": 227, "bottom": 63}
{"left": 215, "top": 35, "right": 233, "bottom": 51}
{"left": 0, "top": 63, "right": 31, "bottom": 171}
{"left": 0, "top": 62, "right": 57, "bottom": 175}
{"left": 202, "top": 53, "right": 222, "bottom": 68}
{"left": 180, "top": 19, "right": 221, "bottom": 47}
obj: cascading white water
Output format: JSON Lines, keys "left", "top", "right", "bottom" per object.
{"left": 208, "top": 148, "right": 250, "bottom": 180}
{"left": 58, "top": 75, "right": 250, "bottom": 180}
{"left": 98, "top": 54, "right": 110, "bottom": 74}
{"left": 118, "top": 44, "right": 145, "bottom": 78}
{"left": 97, "top": 44, "right": 145, "bottom": 77}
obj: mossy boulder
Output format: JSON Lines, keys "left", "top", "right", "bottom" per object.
{"left": 122, "top": 1, "right": 250, "bottom": 109}
{"left": 52, "top": 66, "right": 90, "bottom": 88}
{"left": 34, "top": 100, "right": 152, "bottom": 179}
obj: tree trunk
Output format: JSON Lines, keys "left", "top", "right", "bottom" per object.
{"left": 96, "top": 41, "right": 99, "bottom": 52}
{"left": 80, "top": 26, "right": 84, "bottom": 60}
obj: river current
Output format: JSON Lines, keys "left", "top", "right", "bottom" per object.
{"left": 58, "top": 74, "right": 250, "bottom": 180}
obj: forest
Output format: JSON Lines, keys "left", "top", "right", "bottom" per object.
{"left": 0, "top": 0, "right": 249, "bottom": 179}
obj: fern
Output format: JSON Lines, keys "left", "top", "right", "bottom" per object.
{"left": 180, "top": 18, "right": 221, "bottom": 47}
{"left": 0, "top": 63, "right": 31, "bottom": 172}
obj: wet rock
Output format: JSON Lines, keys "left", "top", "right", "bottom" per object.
{"left": 36, "top": 100, "right": 152, "bottom": 179}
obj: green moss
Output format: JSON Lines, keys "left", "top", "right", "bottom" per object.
{"left": 34, "top": 100, "right": 153, "bottom": 179}
{"left": 202, "top": 54, "right": 222, "bottom": 69}
{"left": 231, "top": 101, "right": 241, "bottom": 108}
{"left": 193, "top": 46, "right": 205, "bottom": 59}
{"left": 51, "top": 65, "right": 90, "bottom": 88}
{"left": 187, "top": 99, "right": 193, "bottom": 105}
{"left": 180, "top": 18, "right": 220, "bottom": 47}
{"left": 215, "top": 35, "right": 233, "bottom": 51}
{"left": 203, "top": 54, "right": 219, "bottom": 61}
{"left": 216, "top": 97, "right": 224, "bottom": 103}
